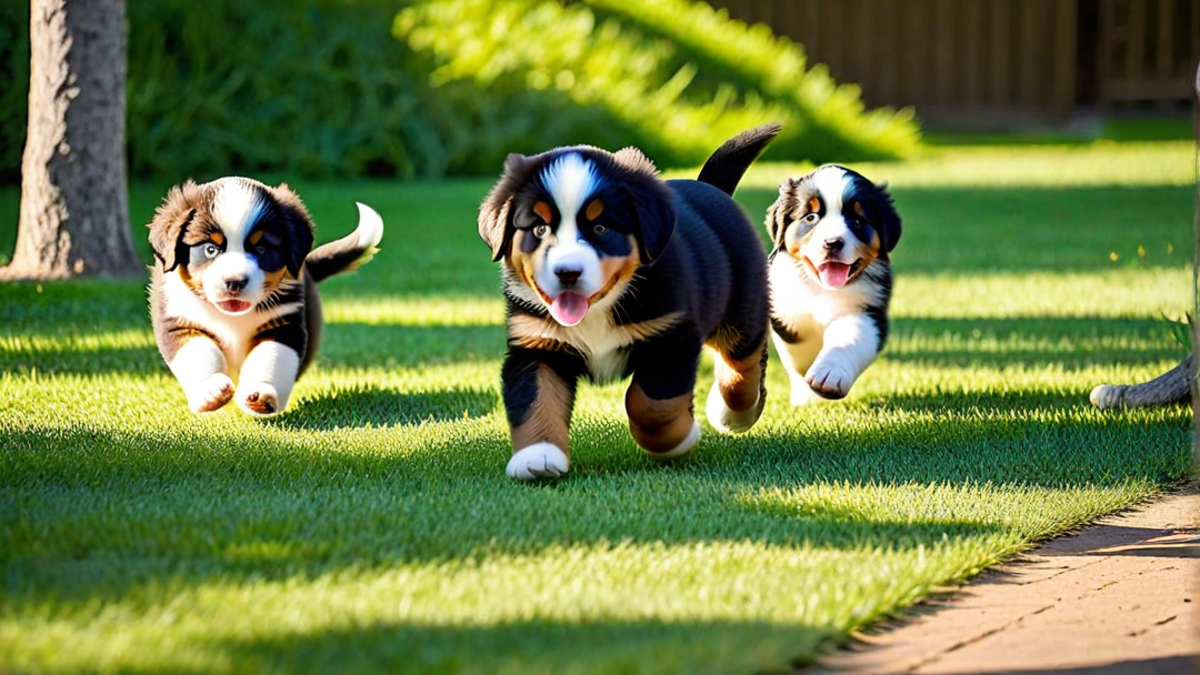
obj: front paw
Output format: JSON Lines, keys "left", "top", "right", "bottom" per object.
{"left": 238, "top": 384, "right": 281, "bottom": 417}
{"left": 507, "top": 442, "right": 569, "bottom": 480}
{"left": 806, "top": 360, "right": 856, "bottom": 400}
{"left": 186, "top": 374, "right": 234, "bottom": 413}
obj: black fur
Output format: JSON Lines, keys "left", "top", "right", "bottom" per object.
{"left": 486, "top": 124, "right": 780, "bottom": 453}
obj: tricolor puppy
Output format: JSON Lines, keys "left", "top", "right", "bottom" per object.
{"left": 766, "top": 165, "right": 901, "bottom": 404}
{"left": 479, "top": 124, "right": 781, "bottom": 480}
{"left": 147, "top": 177, "right": 383, "bottom": 416}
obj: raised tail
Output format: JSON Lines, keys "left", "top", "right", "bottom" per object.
{"left": 696, "top": 123, "right": 783, "bottom": 196}
{"left": 305, "top": 202, "right": 384, "bottom": 283}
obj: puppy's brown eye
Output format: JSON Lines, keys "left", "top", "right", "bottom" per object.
{"left": 254, "top": 245, "right": 267, "bottom": 255}
{"left": 592, "top": 224, "right": 607, "bottom": 236}
{"left": 801, "top": 213, "right": 820, "bottom": 225}
{"left": 203, "top": 243, "right": 220, "bottom": 259}
{"left": 532, "top": 224, "right": 550, "bottom": 239}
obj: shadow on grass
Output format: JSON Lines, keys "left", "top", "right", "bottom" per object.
{"left": 2, "top": 384, "right": 1188, "bottom": 597}
{"left": 0, "top": 322, "right": 506, "bottom": 376}
{"left": 887, "top": 316, "right": 1184, "bottom": 368}
{"left": 273, "top": 384, "right": 498, "bottom": 430}
{"left": 0, "top": 315, "right": 1179, "bottom": 376}
{"left": 115, "top": 617, "right": 829, "bottom": 675}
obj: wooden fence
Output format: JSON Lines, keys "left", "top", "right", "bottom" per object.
{"left": 708, "top": 0, "right": 1200, "bottom": 127}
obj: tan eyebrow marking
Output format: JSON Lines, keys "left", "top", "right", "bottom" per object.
{"left": 248, "top": 230, "right": 264, "bottom": 245}
{"left": 806, "top": 196, "right": 821, "bottom": 214}
{"left": 585, "top": 198, "right": 603, "bottom": 221}
{"left": 210, "top": 231, "right": 225, "bottom": 246}
{"left": 533, "top": 201, "right": 553, "bottom": 225}
{"left": 853, "top": 201, "right": 865, "bottom": 218}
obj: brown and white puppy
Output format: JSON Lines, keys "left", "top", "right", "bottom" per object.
{"left": 147, "top": 177, "right": 382, "bottom": 416}
{"left": 766, "top": 165, "right": 901, "bottom": 404}
{"left": 479, "top": 124, "right": 780, "bottom": 480}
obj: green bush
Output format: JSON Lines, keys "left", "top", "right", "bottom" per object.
{"left": 396, "top": 0, "right": 921, "bottom": 168}
{"left": 0, "top": 0, "right": 920, "bottom": 183}
{"left": 582, "top": 0, "right": 922, "bottom": 162}
{"left": 125, "top": 0, "right": 439, "bottom": 180}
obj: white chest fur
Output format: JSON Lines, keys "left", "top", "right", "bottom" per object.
{"left": 769, "top": 256, "right": 882, "bottom": 328}
{"left": 161, "top": 273, "right": 302, "bottom": 377}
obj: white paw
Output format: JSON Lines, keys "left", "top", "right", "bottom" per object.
{"left": 645, "top": 421, "right": 701, "bottom": 461}
{"left": 186, "top": 373, "right": 234, "bottom": 413}
{"left": 805, "top": 359, "right": 857, "bottom": 400}
{"left": 1089, "top": 384, "right": 1121, "bottom": 410}
{"left": 507, "top": 442, "right": 569, "bottom": 480}
{"left": 705, "top": 382, "right": 762, "bottom": 434}
{"left": 237, "top": 383, "right": 283, "bottom": 417}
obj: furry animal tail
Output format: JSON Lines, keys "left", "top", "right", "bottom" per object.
{"left": 1090, "top": 353, "right": 1193, "bottom": 409}
{"left": 305, "top": 203, "right": 384, "bottom": 283}
{"left": 696, "top": 123, "right": 783, "bottom": 196}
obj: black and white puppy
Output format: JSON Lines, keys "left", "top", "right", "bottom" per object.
{"left": 147, "top": 177, "right": 383, "bottom": 416}
{"left": 480, "top": 124, "right": 781, "bottom": 480}
{"left": 765, "top": 165, "right": 901, "bottom": 404}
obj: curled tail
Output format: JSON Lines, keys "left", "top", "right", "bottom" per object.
{"left": 305, "top": 202, "right": 384, "bottom": 283}
{"left": 696, "top": 123, "right": 783, "bottom": 196}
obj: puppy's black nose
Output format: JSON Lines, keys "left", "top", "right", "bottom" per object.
{"left": 823, "top": 237, "right": 844, "bottom": 253}
{"left": 224, "top": 276, "right": 248, "bottom": 293}
{"left": 555, "top": 268, "right": 582, "bottom": 287}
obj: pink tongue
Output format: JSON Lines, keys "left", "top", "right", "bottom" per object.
{"left": 549, "top": 292, "right": 589, "bottom": 326}
{"left": 818, "top": 262, "right": 851, "bottom": 288}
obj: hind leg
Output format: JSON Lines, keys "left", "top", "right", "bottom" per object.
{"left": 626, "top": 336, "right": 703, "bottom": 459}
{"left": 705, "top": 336, "right": 767, "bottom": 433}
{"left": 626, "top": 382, "right": 699, "bottom": 460}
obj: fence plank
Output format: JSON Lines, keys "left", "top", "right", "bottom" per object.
{"left": 1128, "top": 0, "right": 1147, "bottom": 80}
{"left": 989, "top": 0, "right": 1011, "bottom": 106}
{"left": 1053, "top": 0, "right": 1079, "bottom": 118}
{"left": 1157, "top": 0, "right": 1174, "bottom": 82}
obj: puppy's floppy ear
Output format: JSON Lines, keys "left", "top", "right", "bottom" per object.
{"left": 873, "top": 182, "right": 902, "bottom": 253}
{"left": 479, "top": 153, "right": 540, "bottom": 262}
{"left": 148, "top": 180, "right": 204, "bottom": 272}
{"left": 613, "top": 146, "right": 675, "bottom": 264}
{"left": 764, "top": 179, "right": 797, "bottom": 252}
{"left": 270, "top": 182, "right": 316, "bottom": 277}
{"left": 626, "top": 182, "right": 676, "bottom": 264}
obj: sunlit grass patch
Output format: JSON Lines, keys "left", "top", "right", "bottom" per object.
{"left": 0, "top": 141, "right": 1193, "bottom": 674}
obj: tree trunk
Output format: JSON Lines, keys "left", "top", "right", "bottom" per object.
{"left": 1, "top": 0, "right": 139, "bottom": 280}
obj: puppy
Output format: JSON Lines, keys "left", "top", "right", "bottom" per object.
{"left": 479, "top": 124, "right": 781, "bottom": 480}
{"left": 765, "top": 165, "right": 901, "bottom": 404}
{"left": 147, "top": 177, "right": 383, "bottom": 416}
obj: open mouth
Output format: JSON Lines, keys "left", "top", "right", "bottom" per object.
{"left": 805, "top": 258, "right": 863, "bottom": 289}
{"left": 530, "top": 273, "right": 621, "bottom": 327}
{"left": 216, "top": 299, "right": 252, "bottom": 314}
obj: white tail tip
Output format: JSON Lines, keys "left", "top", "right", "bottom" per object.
{"left": 355, "top": 202, "right": 384, "bottom": 249}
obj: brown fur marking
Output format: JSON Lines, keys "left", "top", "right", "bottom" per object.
{"left": 625, "top": 382, "right": 694, "bottom": 453}
{"left": 510, "top": 364, "right": 574, "bottom": 455}
{"left": 709, "top": 337, "right": 767, "bottom": 413}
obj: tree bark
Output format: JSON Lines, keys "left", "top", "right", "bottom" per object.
{"left": 1, "top": 0, "right": 139, "bottom": 280}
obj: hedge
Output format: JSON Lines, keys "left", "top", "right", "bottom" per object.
{"left": 0, "top": 0, "right": 921, "bottom": 184}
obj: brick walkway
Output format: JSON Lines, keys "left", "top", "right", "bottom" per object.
{"left": 808, "top": 485, "right": 1199, "bottom": 674}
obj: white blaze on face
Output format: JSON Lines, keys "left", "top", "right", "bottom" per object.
{"left": 796, "top": 166, "right": 871, "bottom": 290}
{"left": 536, "top": 153, "right": 606, "bottom": 326}
{"left": 801, "top": 166, "right": 852, "bottom": 263}
{"left": 205, "top": 179, "right": 268, "bottom": 313}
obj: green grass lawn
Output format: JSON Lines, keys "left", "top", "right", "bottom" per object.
{"left": 0, "top": 140, "right": 1194, "bottom": 674}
